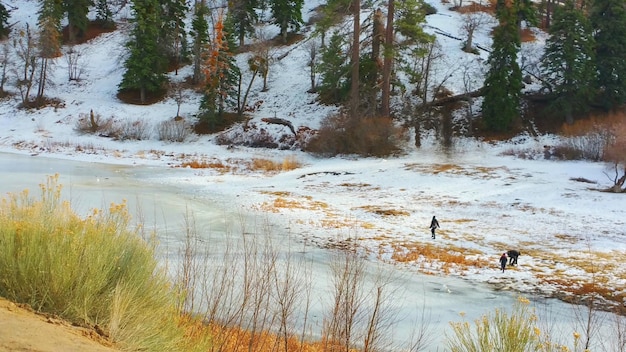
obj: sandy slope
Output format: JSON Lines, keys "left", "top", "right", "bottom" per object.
{"left": 0, "top": 297, "right": 117, "bottom": 352}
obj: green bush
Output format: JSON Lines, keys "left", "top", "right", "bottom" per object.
{"left": 0, "top": 175, "right": 185, "bottom": 351}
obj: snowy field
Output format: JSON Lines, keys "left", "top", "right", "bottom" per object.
{"left": 1, "top": 0, "right": 625, "bottom": 346}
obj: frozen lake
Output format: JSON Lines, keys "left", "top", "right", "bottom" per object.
{"left": 0, "top": 152, "right": 619, "bottom": 350}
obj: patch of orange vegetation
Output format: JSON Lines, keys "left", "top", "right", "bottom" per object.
{"left": 179, "top": 159, "right": 230, "bottom": 170}
{"left": 390, "top": 242, "right": 489, "bottom": 271}
{"left": 456, "top": 2, "right": 495, "bottom": 13}
{"left": 520, "top": 28, "right": 536, "bottom": 42}
{"left": 181, "top": 317, "right": 359, "bottom": 352}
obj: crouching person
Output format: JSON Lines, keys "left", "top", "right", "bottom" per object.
{"left": 507, "top": 250, "right": 520, "bottom": 266}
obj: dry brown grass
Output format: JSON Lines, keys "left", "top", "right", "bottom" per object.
{"left": 354, "top": 205, "right": 410, "bottom": 217}
{"left": 181, "top": 317, "right": 359, "bottom": 352}
{"left": 257, "top": 192, "right": 329, "bottom": 213}
{"left": 560, "top": 111, "right": 625, "bottom": 137}
{"left": 175, "top": 156, "right": 301, "bottom": 174}
{"left": 179, "top": 159, "right": 232, "bottom": 171}
{"left": 456, "top": 1, "right": 495, "bottom": 14}
{"left": 338, "top": 182, "right": 372, "bottom": 188}
{"left": 520, "top": 28, "right": 536, "bottom": 43}
{"left": 390, "top": 242, "right": 489, "bottom": 273}
{"left": 405, "top": 163, "right": 508, "bottom": 180}
{"left": 252, "top": 156, "right": 301, "bottom": 172}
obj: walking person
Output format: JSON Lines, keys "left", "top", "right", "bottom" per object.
{"left": 430, "top": 216, "right": 440, "bottom": 239}
{"left": 499, "top": 253, "right": 508, "bottom": 272}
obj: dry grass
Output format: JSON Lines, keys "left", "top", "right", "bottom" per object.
{"left": 354, "top": 205, "right": 410, "bottom": 217}
{"left": 176, "top": 156, "right": 301, "bottom": 174}
{"left": 251, "top": 156, "right": 301, "bottom": 172}
{"left": 456, "top": 1, "right": 495, "bottom": 13}
{"left": 405, "top": 163, "right": 509, "bottom": 180}
{"left": 179, "top": 159, "right": 232, "bottom": 172}
{"left": 390, "top": 242, "right": 489, "bottom": 273}
{"left": 181, "top": 317, "right": 359, "bottom": 352}
{"left": 520, "top": 28, "right": 536, "bottom": 43}
{"left": 257, "top": 192, "right": 329, "bottom": 213}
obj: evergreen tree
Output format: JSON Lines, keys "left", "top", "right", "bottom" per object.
{"left": 227, "top": 0, "right": 258, "bottom": 47}
{"left": 541, "top": 0, "right": 595, "bottom": 124}
{"left": 0, "top": 3, "right": 10, "bottom": 39}
{"left": 160, "top": 0, "right": 188, "bottom": 72}
{"left": 94, "top": 0, "right": 114, "bottom": 28}
{"left": 589, "top": 0, "right": 626, "bottom": 109}
{"left": 37, "top": 0, "right": 63, "bottom": 104}
{"left": 63, "top": 0, "right": 92, "bottom": 43}
{"left": 270, "top": 0, "right": 304, "bottom": 43}
{"left": 481, "top": 0, "right": 522, "bottom": 132}
{"left": 119, "top": 0, "right": 167, "bottom": 104}
{"left": 200, "top": 13, "right": 240, "bottom": 127}
{"left": 191, "top": 0, "right": 209, "bottom": 85}
{"left": 317, "top": 32, "right": 350, "bottom": 104}
{"left": 514, "top": 0, "right": 538, "bottom": 29}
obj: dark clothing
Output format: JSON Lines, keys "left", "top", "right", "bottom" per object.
{"left": 507, "top": 250, "right": 520, "bottom": 265}
{"left": 499, "top": 254, "right": 507, "bottom": 272}
{"left": 430, "top": 216, "right": 440, "bottom": 239}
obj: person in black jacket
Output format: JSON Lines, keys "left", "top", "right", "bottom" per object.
{"left": 430, "top": 216, "right": 440, "bottom": 239}
{"left": 507, "top": 250, "right": 520, "bottom": 265}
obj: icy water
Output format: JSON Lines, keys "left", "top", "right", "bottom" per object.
{"left": 0, "top": 152, "right": 619, "bottom": 350}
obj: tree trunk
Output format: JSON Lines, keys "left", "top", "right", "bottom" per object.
{"left": 381, "top": 0, "right": 394, "bottom": 117}
{"left": 350, "top": 0, "right": 360, "bottom": 118}
{"left": 371, "top": 9, "right": 383, "bottom": 113}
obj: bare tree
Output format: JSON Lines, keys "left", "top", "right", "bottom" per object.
{"left": 323, "top": 249, "right": 367, "bottom": 351}
{"left": 12, "top": 24, "right": 38, "bottom": 107}
{"left": 602, "top": 119, "right": 626, "bottom": 193}
{"left": 252, "top": 29, "right": 274, "bottom": 92}
{"left": 0, "top": 42, "right": 10, "bottom": 94}
{"left": 169, "top": 81, "right": 188, "bottom": 118}
{"left": 571, "top": 241, "right": 607, "bottom": 350}
{"left": 271, "top": 241, "right": 313, "bottom": 352}
{"left": 459, "top": 11, "right": 491, "bottom": 53}
{"left": 65, "top": 45, "right": 86, "bottom": 81}
{"left": 305, "top": 39, "right": 320, "bottom": 93}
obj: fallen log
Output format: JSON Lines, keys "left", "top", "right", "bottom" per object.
{"left": 261, "top": 117, "right": 296, "bottom": 136}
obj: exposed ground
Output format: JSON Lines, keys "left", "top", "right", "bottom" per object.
{"left": 0, "top": 297, "right": 117, "bottom": 352}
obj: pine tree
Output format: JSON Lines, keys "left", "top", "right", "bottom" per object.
{"left": 541, "top": 0, "right": 595, "bottom": 124}
{"left": 589, "top": 0, "right": 626, "bottom": 109}
{"left": 200, "top": 13, "right": 240, "bottom": 127}
{"left": 228, "top": 0, "right": 258, "bottom": 47}
{"left": 94, "top": 0, "right": 114, "bottom": 28}
{"left": 38, "top": 0, "right": 63, "bottom": 57}
{"left": 317, "top": 32, "right": 350, "bottom": 104}
{"left": 270, "top": 0, "right": 304, "bottom": 43}
{"left": 63, "top": 0, "right": 92, "bottom": 43}
{"left": 386, "top": 0, "right": 433, "bottom": 114}
{"left": 191, "top": 0, "right": 209, "bottom": 85}
{"left": 481, "top": 0, "right": 522, "bottom": 132}
{"left": 0, "top": 3, "right": 10, "bottom": 39}
{"left": 159, "top": 0, "right": 188, "bottom": 73}
{"left": 119, "top": 0, "right": 167, "bottom": 104}
{"left": 37, "top": 0, "right": 63, "bottom": 104}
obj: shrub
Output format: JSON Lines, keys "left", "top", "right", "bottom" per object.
{"left": 74, "top": 110, "right": 115, "bottom": 135}
{"left": 118, "top": 118, "right": 151, "bottom": 140}
{"left": 156, "top": 118, "right": 192, "bottom": 142}
{"left": 0, "top": 175, "right": 185, "bottom": 351}
{"left": 446, "top": 297, "right": 540, "bottom": 351}
{"left": 304, "top": 114, "right": 406, "bottom": 157}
